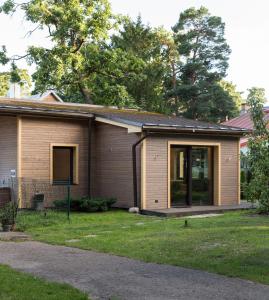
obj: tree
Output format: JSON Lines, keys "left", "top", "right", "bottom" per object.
{"left": 172, "top": 6, "right": 237, "bottom": 122}
{"left": 219, "top": 80, "right": 242, "bottom": 112}
{"left": 0, "top": 0, "right": 118, "bottom": 104}
{"left": 0, "top": 72, "right": 9, "bottom": 96}
{"left": 0, "top": 3, "right": 240, "bottom": 119}
{"left": 111, "top": 16, "right": 178, "bottom": 112}
{"left": 245, "top": 87, "right": 269, "bottom": 213}
{"left": 0, "top": 68, "right": 32, "bottom": 97}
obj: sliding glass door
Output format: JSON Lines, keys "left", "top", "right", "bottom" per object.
{"left": 191, "top": 147, "right": 213, "bottom": 205}
{"left": 170, "top": 146, "right": 213, "bottom": 207}
{"left": 170, "top": 147, "right": 188, "bottom": 207}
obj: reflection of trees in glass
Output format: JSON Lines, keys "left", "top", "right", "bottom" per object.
{"left": 192, "top": 148, "right": 208, "bottom": 179}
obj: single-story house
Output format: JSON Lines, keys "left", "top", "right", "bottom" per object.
{"left": 0, "top": 96, "right": 248, "bottom": 210}
{"left": 223, "top": 107, "right": 269, "bottom": 153}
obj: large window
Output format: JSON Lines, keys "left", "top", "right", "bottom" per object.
{"left": 51, "top": 145, "right": 78, "bottom": 185}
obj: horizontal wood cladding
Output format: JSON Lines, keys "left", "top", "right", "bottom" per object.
{"left": 92, "top": 122, "right": 140, "bottom": 208}
{"left": 0, "top": 116, "right": 17, "bottom": 178}
{"left": 20, "top": 117, "right": 89, "bottom": 207}
{"left": 0, "top": 187, "right": 11, "bottom": 208}
{"left": 145, "top": 135, "right": 240, "bottom": 209}
{"left": 42, "top": 94, "right": 59, "bottom": 103}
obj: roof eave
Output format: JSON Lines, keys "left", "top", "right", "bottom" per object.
{"left": 0, "top": 106, "right": 94, "bottom": 119}
{"left": 142, "top": 125, "right": 250, "bottom": 136}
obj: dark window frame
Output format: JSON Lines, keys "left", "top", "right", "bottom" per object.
{"left": 52, "top": 146, "right": 74, "bottom": 185}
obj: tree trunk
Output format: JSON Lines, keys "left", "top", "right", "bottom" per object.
{"left": 171, "top": 61, "right": 180, "bottom": 116}
{"left": 78, "top": 83, "right": 93, "bottom": 104}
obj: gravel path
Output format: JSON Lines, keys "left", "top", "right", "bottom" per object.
{"left": 0, "top": 241, "right": 268, "bottom": 300}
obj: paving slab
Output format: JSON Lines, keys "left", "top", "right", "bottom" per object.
{"left": 0, "top": 231, "right": 31, "bottom": 241}
{"left": 0, "top": 241, "right": 268, "bottom": 300}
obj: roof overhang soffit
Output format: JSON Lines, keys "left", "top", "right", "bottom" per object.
{"left": 95, "top": 116, "right": 142, "bottom": 133}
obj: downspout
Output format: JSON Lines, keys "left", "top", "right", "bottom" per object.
{"left": 132, "top": 132, "right": 148, "bottom": 208}
{"left": 88, "top": 118, "right": 93, "bottom": 197}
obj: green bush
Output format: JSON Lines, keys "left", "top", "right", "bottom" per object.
{"left": 53, "top": 197, "right": 116, "bottom": 212}
{"left": 53, "top": 198, "right": 82, "bottom": 211}
{"left": 0, "top": 201, "right": 18, "bottom": 226}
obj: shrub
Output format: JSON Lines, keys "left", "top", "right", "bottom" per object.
{"left": 0, "top": 201, "right": 18, "bottom": 226}
{"left": 53, "top": 198, "right": 82, "bottom": 211}
{"left": 53, "top": 197, "right": 117, "bottom": 212}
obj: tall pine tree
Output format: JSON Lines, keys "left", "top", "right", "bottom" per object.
{"left": 172, "top": 6, "right": 238, "bottom": 122}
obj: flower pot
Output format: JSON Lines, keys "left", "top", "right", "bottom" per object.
{"left": 2, "top": 224, "right": 12, "bottom": 232}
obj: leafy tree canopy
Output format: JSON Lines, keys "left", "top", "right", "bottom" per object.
{"left": 111, "top": 16, "right": 178, "bottom": 112}
{"left": 0, "top": 0, "right": 120, "bottom": 104}
{"left": 0, "top": 68, "right": 32, "bottom": 97}
{"left": 0, "top": 3, "right": 240, "bottom": 122}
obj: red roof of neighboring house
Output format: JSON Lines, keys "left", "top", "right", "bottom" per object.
{"left": 223, "top": 107, "right": 269, "bottom": 148}
{"left": 223, "top": 107, "right": 269, "bottom": 130}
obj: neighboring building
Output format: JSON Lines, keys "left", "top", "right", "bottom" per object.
{"left": 223, "top": 107, "right": 269, "bottom": 153}
{"left": 28, "top": 90, "right": 63, "bottom": 103}
{"left": 4, "top": 83, "right": 63, "bottom": 103}
{"left": 0, "top": 97, "right": 248, "bottom": 210}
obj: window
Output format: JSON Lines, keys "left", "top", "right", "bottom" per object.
{"left": 51, "top": 145, "right": 78, "bottom": 185}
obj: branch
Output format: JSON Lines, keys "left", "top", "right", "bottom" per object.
{"left": 11, "top": 53, "right": 30, "bottom": 61}
{"left": 71, "top": 39, "right": 85, "bottom": 53}
{"left": 10, "top": 2, "right": 30, "bottom": 16}
{"left": 24, "top": 25, "right": 41, "bottom": 38}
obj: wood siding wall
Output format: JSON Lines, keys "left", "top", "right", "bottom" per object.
{"left": 92, "top": 122, "right": 141, "bottom": 208}
{"left": 144, "top": 135, "right": 240, "bottom": 209}
{"left": 20, "top": 117, "right": 89, "bottom": 207}
{"left": 0, "top": 116, "right": 17, "bottom": 178}
{"left": 42, "top": 94, "right": 60, "bottom": 103}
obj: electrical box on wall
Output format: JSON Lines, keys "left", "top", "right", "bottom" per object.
{"left": 10, "top": 170, "right": 16, "bottom": 178}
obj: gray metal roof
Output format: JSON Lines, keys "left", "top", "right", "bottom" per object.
{"left": 0, "top": 98, "right": 249, "bottom": 134}
{"left": 94, "top": 110, "right": 249, "bottom": 134}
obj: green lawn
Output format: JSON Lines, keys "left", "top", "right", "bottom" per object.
{"left": 16, "top": 209, "right": 269, "bottom": 285}
{"left": 0, "top": 264, "right": 88, "bottom": 300}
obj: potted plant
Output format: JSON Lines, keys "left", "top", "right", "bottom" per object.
{"left": 0, "top": 202, "right": 18, "bottom": 232}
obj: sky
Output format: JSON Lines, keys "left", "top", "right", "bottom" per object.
{"left": 1, "top": 0, "right": 269, "bottom": 99}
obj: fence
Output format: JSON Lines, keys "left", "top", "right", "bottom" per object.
{"left": 0, "top": 177, "right": 73, "bottom": 209}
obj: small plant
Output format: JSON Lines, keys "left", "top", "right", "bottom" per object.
{"left": 0, "top": 201, "right": 18, "bottom": 232}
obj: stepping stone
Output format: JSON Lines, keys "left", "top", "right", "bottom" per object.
{"left": 65, "top": 239, "right": 81, "bottom": 243}
{"left": 187, "top": 213, "right": 223, "bottom": 219}
{"left": 0, "top": 231, "right": 31, "bottom": 242}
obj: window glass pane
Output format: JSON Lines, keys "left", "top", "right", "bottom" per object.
{"left": 170, "top": 147, "right": 187, "bottom": 207}
{"left": 53, "top": 147, "right": 73, "bottom": 184}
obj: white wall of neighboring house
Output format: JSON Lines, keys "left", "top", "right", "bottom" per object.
{"left": 7, "top": 83, "right": 21, "bottom": 98}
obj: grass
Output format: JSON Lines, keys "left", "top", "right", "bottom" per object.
{"left": 16, "top": 209, "right": 269, "bottom": 285}
{"left": 0, "top": 264, "right": 88, "bottom": 300}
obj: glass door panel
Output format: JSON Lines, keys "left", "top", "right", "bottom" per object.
{"left": 191, "top": 147, "right": 213, "bottom": 205}
{"left": 170, "top": 147, "right": 188, "bottom": 207}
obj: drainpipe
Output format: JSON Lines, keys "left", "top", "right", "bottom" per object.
{"left": 88, "top": 118, "right": 93, "bottom": 197}
{"left": 132, "top": 133, "right": 148, "bottom": 208}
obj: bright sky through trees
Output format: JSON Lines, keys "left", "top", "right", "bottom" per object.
{"left": 0, "top": 0, "right": 268, "bottom": 99}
